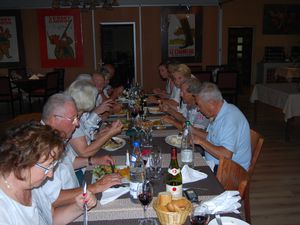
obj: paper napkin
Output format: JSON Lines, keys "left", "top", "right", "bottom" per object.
{"left": 100, "top": 186, "right": 130, "bottom": 205}
{"left": 181, "top": 165, "right": 208, "bottom": 184}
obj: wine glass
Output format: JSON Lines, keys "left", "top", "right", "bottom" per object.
{"left": 137, "top": 181, "right": 157, "bottom": 225}
{"left": 189, "top": 205, "right": 210, "bottom": 225}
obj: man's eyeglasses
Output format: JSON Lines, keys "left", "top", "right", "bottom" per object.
{"left": 54, "top": 114, "right": 79, "bottom": 124}
{"left": 35, "top": 160, "right": 59, "bottom": 174}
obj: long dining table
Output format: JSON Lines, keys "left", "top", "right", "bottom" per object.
{"left": 70, "top": 111, "right": 241, "bottom": 225}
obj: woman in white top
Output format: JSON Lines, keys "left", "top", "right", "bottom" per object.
{"left": 0, "top": 122, "right": 96, "bottom": 225}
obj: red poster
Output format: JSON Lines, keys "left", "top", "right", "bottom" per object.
{"left": 38, "top": 9, "right": 83, "bottom": 67}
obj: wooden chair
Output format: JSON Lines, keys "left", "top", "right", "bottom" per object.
{"left": 216, "top": 156, "right": 251, "bottom": 223}
{"left": 0, "top": 76, "right": 22, "bottom": 117}
{"left": 193, "top": 71, "right": 212, "bottom": 83}
{"left": 54, "top": 68, "right": 65, "bottom": 92}
{"left": 216, "top": 70, "right": 238, "bottom": 104}
{"left": 28, "top": 71, "right": 60, "bottom": 110}
{"left": 249, "top": 129, "right": 264, "bottom": 176}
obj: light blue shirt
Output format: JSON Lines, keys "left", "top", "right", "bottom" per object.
{"left": 205, "top": 101, "right": 251, "bottom": 170}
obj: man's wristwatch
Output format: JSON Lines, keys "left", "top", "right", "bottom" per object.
{"left": 88, "top": 156, "right": 93, "bottom": 166}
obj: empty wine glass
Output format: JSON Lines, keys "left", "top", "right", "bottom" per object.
{"left": 137, "top": 181, "right": 157, "bottom": 225}
{"left": 149, "top": 148, "right": 162, "bottom": 180}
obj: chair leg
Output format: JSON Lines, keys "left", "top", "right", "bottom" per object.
{"left": 244, "top": 186, "right": 251, "bottom": 224}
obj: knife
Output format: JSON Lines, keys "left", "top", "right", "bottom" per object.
{"left": 83, "top": 181, "right": 88, "bottom": 225}
{"left": 215, "top": 214, "right": 223, "bottom": 225}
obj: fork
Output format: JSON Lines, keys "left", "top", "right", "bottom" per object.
{"left": 215, "top": 214, "right": 223, "bottom": 225}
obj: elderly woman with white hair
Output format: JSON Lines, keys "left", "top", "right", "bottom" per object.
{"left": 191, "top": 82, "right": 251, "bottom": 173}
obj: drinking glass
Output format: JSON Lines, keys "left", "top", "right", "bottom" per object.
{"left": 149, "top": 148, "right": 162, "bottom": 179}
{"left": 189, "top": 205, "right": 210, "bottom": 225}
{"left": 137, "top": 181, "right": 158, "bottom": 225}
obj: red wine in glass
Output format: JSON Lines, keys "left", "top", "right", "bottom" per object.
{"left": 131, "top": 110, "right": 138, "bottom": 118}
{"left": 138, "top": 192, "right": 153, "bottom": 206}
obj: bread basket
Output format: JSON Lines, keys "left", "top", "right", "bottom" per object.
{"left": 153, "top": 197, "right": 192, "bottom": 225}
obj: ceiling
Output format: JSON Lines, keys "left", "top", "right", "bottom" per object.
{"left": 0, "top": 0, "right": 220, "bottom": 9}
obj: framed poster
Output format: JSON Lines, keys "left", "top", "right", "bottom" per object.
{"left": 37, "top": 9, "right": 83, "bottom": 68}
{"left": 0, "top": 10, "right": 25, "bottom": 68}
{"left": 263, "top": 4, "right": 300, "bottom": 34}
{"left": 161, "top": 7, "right": 202, "bottom": 63}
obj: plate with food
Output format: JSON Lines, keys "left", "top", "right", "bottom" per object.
{"left": 102, "top": 137, "right": 126, "bottom": 151}
{"left": 151, "top": 119, "right": 173, "bottom": 129}
{"left": 208, "top": 217, "right": 249, "bottom": 225}
{"left": 92, "top": 165, "right": 130, "bottom": 184}
{"left": 165, "top": 134, "right": 183, "bottom": 148}
{"left": 147, "top": 107, "right": 163, "bottom": 115}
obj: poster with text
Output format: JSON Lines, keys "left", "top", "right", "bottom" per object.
{"left": 38, "top": 9, "right": 83, "bottom": 67}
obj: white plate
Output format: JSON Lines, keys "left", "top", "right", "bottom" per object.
{"left": 147, "top": 107, "right": 163, "bottom": 114}
{"left": 102, "top": 137, "right": 126, "bottom": 151}
{"left": 209, "top": 217, "right": 249, "bottom": 225}
{"left": 165, "top": 134, "right": 182, "bottom": 148}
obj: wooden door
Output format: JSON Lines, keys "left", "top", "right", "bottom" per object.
{"left": 227, "top": 28, "right": 253, "bottom": 87}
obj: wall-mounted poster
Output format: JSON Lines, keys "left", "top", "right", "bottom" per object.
{"left": 161, "top": 7, "right": 202, "bottom": 63}
{"left": 263, "top": 4, "right": 300, "bottom": 34}
{"left": 37, "top": 9, "right": 83, "bottom": 67}
{"left": 0, "top": 10, "right": 25, "bottom": 68}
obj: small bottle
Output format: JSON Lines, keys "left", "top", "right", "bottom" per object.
{"left": 166, "top": 147, "right": 182, "bottom": 199}
{"left": 129, "top": 141, "right": 144, "bottom": 203}
{"left": 181, "top": 120, "right": 195, "bottom": 167}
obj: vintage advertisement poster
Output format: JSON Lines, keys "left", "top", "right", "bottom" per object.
{"left": 38, "top": 9, "right": 83, "bottom": 67}
{"left": 168, "top": 14, "right": 195, "bottom": 58}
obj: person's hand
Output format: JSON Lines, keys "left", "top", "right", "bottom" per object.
{"left": 161, "top": 115, "right": 176, "bottom": 125}
{"left": 76, "top": 190, "right": 97, "bottom": 210}
{"left": 153, "top": 88, "right": 162, "bottom": 95}
{"left": 91, "top": 155, "right": 114, "bottom": 166}
{"left": 147, "top": 95, "right": 158, "bottom": 104}
{"left": 108, "top": 120, "right": 123, "bottom": 136}
{"left": 112, "top": 103, "right": 123, "bottom": 114}
{"left": 94, "top": 99, "right": 114, "bottom": 115}
{"left": 91, "top": 173, "right": 122, "bottom": 193}
{"left": 159, "top": 102, "right": 170, "bottom": 112}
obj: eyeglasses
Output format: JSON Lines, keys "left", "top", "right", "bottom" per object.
{"left": 54, "top": 114, "right": 79, "bottom": 124}
{"left": 35, "top": 160, "right": 58, "bottom": 174}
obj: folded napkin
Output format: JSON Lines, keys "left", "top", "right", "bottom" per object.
{"left": 28, "top": 74, "right": 39, "bottom": 80}
{"left": 37, "top": 73, "right": 45, "bottom": 77}
{"left": 182, "top": 165, "right": 207, "bottom": 184}
{"left": 100, "top": 186, "right": 130, "bottom": 205}
{"left": 194, "top": 191, "right": 241, "bottom": 215}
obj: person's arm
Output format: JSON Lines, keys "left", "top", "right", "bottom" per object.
{"left": 69, "top": 120, "right": 123, "bottom": 157}
{"left": 53, "top": 173, "right": 122, "bottom": 207}
{"left": 160, "top": 115, "right": 183, "bottom": 131}
{"left": 53, "top": 190, "right": 97, "bottom": 225}
{"left": 193, "top": 135, "right": 233, "bottom": 160}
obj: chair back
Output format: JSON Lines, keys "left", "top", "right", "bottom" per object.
{"left": 0, "top": 76, "right": 12, "bottom": 98}
{"left": 216, "top": 71, "right": 238, "bottom": 89}
{"left": 248, "top": 129, "right": 264, "bottom": 176}
{"left": 216, "top": 156, "right": 250, "bottom": 198}
{"left": 194, "top": 71, "right": 212, "bottom": 83}
{"left": 46, "top": 71, "right": 60, "bottom": 95}
{"left": 54, "top": 68, "right": 65, "bottom": 91}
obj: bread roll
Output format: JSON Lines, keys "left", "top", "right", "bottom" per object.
{"left": 158, "top": 192, "right": 172, "bottom": 206}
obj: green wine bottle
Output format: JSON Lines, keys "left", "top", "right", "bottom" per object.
{"left": 166, "top": 147, "right": 183, "bottom": 198}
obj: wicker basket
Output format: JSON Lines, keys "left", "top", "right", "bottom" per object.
{"left": 153, "top": 198, "right": 192, "bottom": 225}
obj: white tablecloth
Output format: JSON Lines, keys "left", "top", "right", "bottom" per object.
{"left": 250, "top": 83, "right": 300, "bottom": 121}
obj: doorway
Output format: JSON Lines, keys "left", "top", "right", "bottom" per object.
{"left": 100, "top": 22, "right": 136, "bottom": 88}
{"left": 227, "top": 27, "right": 253, "bottom": 89}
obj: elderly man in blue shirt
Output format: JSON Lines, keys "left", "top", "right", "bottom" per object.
{"left": 191, "top": 82, "right": 251, "bottom": 173}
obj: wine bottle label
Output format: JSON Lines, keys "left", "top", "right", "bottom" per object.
{"left": 168, "top": 168, "right": 181, "bottom": 176}
{"left": 166, "top": 184, "right": 182, "bottom": 198}
{"left": 181, "top": 149, "right": 193, "bottom": 163}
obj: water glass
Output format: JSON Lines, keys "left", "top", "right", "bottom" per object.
{"left": 149, "top": 147, "right": 162, "bottom": 179}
